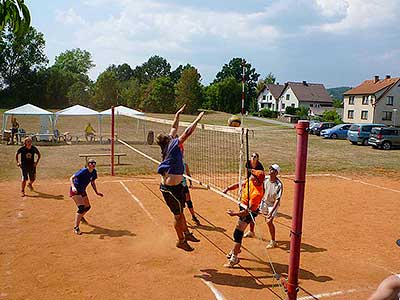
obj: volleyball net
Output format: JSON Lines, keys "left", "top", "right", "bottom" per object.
{"left": 112, "top": 111, "right": 248, "bottom": 202}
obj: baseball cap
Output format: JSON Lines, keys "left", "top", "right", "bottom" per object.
{"left": 251, "top": 169, "right": 265, "bottom": 182}
{"left": 270, "top": 164, "right": 280, "bottom": 173}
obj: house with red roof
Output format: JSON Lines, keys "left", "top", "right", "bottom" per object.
{"left": 343, "top": 75, "right": 400, "bottom": 125}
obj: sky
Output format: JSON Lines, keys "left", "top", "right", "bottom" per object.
{"left": 28, "top": 0, "right": 400, "bottom": 88}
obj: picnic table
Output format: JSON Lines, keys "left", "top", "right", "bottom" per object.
{"left": 79, "top": 153, "right": 127, "bottom": 165}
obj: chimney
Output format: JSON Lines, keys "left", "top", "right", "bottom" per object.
{"left": 386, "top": 75, "right": 391, "bottom": 79}
{"left": 374, "top": 75, "right": 379, "bottom": 83}
{"left": 302, "top": 80, "right": 307, "bottom": 86}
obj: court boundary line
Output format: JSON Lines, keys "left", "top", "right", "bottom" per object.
{"left": 200, "top": 279, "right": 226, "bottom": 300}
{"left": 119, "top": 181, "right": 155, "bottom": 221}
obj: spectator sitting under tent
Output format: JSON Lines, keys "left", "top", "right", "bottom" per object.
{"left": 84, "top": 123, "right": 96, "bottom": 141}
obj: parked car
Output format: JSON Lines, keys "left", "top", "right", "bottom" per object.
{"left": 308, "top": 122, "right": 320, "bottom": 134}
{"left": 368, "top": 127, "right": 400, "bottom": 150}
{"left": 310, "top": 122, "right": 336, "bottom": 136}
{"left": 347, "top": 123, "right": 386, "bottom": 145}
{"left": 320, "top": 124, "right": 352, "bottom": 139}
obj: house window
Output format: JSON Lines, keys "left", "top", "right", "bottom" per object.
{"left": 348, "top": 110, "right": 354, "bottom": 119}
{"left": 270, "top": 95, "right": 273, "bottom": 100}
{"left": 349, "top": 96, "right": 355, "bottom": 105}
{"left": 361, "top": 111, "right": 368, "bottom": 120}
{"left": 286, "top": 94, "right": 290, "bottom": 100}
{"left": 291, "top": 103, "right": 295, "bottom": 108}
{"left": 386, "top": 96, "right": 394, "bottom": 105}
{"left": 310, "top": 104, "right": 314, "bottom": 107}
{"left": 362, "top": 96, "right": 369, "bottom": 105}
{"left": 382, "top": 111, "right": 392, "bottom": 121}
{"left": 262, "top": 95, "right": 266, "bottom": 100}
{"left": 281, "top": 103, "right": 285, "bottom": 109}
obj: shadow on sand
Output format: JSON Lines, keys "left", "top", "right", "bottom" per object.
{"left": 83, "top": 224, "right": 136, "bottom": 240}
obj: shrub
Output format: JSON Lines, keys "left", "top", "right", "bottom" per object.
{"left": 258, "top": 108, "right": 277, "bottom": 118}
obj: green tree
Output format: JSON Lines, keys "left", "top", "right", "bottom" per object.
{"left": 132, "top": 55, "right": 171, "bottom": 84}
{"left": 91, "top": 70, "right": 119, "bottom": 109}
{"left": 54, "top": 48, "right": 95, "bottom": 76}
{"left": 0, "top": 0, "right": 30, "bottom": 35}
{"left": 322, "top": 110, "right": 342, "bottom": 124}
{"left": 66, "top": 81, "right": 92, "bottom": 106}
{"left": 170, "top": 64, "right": 193, "bottom": 84}
{"left": 214, "top": 58, "right": 259, "bottom": 112}
{"left": 0, "top": 26, "right": 48, "bottom": 106}
{"left": 332, "top": 98, "right": 343, "bottom": 108}
{"left": 107, "top": 63, "right": 133, "bottom": 82}
{"left": 175, "top": 66, "right": 203, "bottom": 114}
{"left": 119, "top": 78, "right": 141, "bottom": 108}
{"left": 205, "top": 76, "right": 241, "bottom": 114}
{"left": 140, "top": 77, "right": 175, "bottom": 113}
{"left": 264, "top": 72, "right": 276, "bottom": 84}
{"left": 0, "top": 26, "right": 47, "bottom": 89}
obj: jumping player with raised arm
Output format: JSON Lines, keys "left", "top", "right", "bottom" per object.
{"left": 156, "top": 105, "right": 204, "bottom": 251}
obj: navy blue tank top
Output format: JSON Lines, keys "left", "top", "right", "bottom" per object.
{"left": 157, "top": 138, "right": 184, "bottom": 175}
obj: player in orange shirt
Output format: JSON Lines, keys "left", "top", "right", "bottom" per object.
{"left": 222, "top": 169, "right": 265, "bottom": 267}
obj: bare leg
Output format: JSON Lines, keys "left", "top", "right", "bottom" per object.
{"left": 173, "top": 214, "right": 185, "bottom": 241}
{"left": 267, "top": 218, "right": 276, "bottom": 241}
{"left": 21, "top": 180, "right": 26, "bottom": 195}
{"left": 249, "top": 221, "right": 255, "bottom": 233}
{"left": 72, "top": 195, "right": 85, "bottom": 228}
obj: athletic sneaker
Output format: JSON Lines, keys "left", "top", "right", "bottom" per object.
{"left": 226, "top": 249, "right": 241, "bottom": 259}
{"left": 176, "top": 240, "right": 194, "bottom": 252}
{"left": 244, "top": 231, "right": 255, "bottom": 238}
{"left": 81, "top": 217, "right": 88, "bottom": 225}
{"left": 73, "top": 227, "right": 82, "bottom": 235}
{"left": 223, "top": 255, "right": 240, "bottom": 268}
{"left": 266, "top": 240, "right": 278, "bottom": 249}
{"left": 192, "top": 215, "right": 201, "bottom": 226}
{"left": 27, "top": 183, "right": 33, "bottom": 191}
{"left": 185, "top": 232, "right": 200, "bottom": 242}
{"left": 21, "top": 191, "right": 25, "bottom": 197}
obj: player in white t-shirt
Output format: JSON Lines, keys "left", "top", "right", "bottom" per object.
{"left": 259, "top": 164, "right": 283, "bottom": 249}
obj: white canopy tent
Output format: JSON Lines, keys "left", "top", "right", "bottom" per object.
{"left": 54, "top": 105, "right": 101, "bottom": 140}
{"left": 99, "top": 105, "right": 144, "bottom": 117}
{"left": 2, "top": 104, "right": 54, "bottom": 136}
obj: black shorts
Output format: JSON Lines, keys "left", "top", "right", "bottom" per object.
{"left": 183, "top": 185, "right": 189, "bottom": 194}
{"left": 160, "top": 183, "right": 186, "bottom": 215}
{"left": 239, "top": 206, "right": 258, "bottom": 224}
{"left": 21, "top": 166, "right": 36, "bottom": 181}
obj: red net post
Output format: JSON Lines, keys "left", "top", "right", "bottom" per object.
{"left": 111, "top": 106, "right": 115, "bottom": 176}
{"left": 287, "top": 120, "right": 309, "bottom": 300}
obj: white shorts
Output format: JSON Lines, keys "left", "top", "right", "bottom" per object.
{"left": 259, "top": 203, "right": 279, "bottom": 218}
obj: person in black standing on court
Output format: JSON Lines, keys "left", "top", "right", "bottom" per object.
{"left": 16, "top": 137, "right": 41, "bottom": 197}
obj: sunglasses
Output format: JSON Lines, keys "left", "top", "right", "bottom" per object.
{"left": 251, "top": 155, "right": 258, "bottom": 158}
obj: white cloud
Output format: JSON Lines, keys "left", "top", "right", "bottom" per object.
{"left": 315, "top": 0, "right": 348, "bottom": 18}
{"left": 312, "top": 0, "right": 400, "bottom": 33}
{"left": 58, "top": 0, "right": 280, "bottom": 55}
{"left": 55, "top": 8, "right": 86, "bottom": 26}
